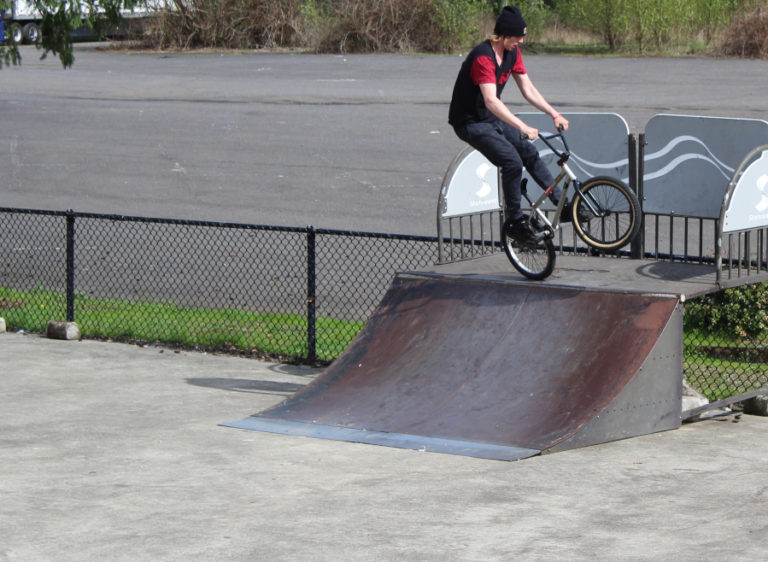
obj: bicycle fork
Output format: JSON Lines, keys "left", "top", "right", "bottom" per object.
{"left": 563, "top": 162, "right": 601, "bottom": 218}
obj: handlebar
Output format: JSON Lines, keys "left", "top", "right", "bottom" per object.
{"left": 521, "top": 126, "right": 570, "bottom": 163}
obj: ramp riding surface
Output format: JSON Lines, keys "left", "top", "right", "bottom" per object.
{"left": 225, "top": 268, "right": 683, "bottom": 461}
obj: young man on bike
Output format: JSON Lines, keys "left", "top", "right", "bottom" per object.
{"left": 448, "top": 5, "right": 570, "bottom": 244}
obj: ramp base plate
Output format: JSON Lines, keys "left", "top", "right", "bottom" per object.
{"left": 222, "top": 417, "right": 541, "bottom": 461}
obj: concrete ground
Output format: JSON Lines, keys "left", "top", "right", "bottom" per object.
{"left": 2, "top": 331, "right": 767, "bottom": 561}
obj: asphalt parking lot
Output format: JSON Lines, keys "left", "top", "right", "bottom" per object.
{"left": 2, "top": 44, "right": 768, "bottom": 235}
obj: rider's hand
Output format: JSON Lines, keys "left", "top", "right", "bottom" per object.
{"left": 522, "top": 126, "right": 539, "bottom": 141}
{"left": 553, "top": 114, "right": 569, "bottom": 131}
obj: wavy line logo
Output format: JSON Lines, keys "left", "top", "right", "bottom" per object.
{"left": 643, "top": 135, "right": 735, "bottom": 181}
{"left": 535, "top": 131, "right": 630, "bottom": 183}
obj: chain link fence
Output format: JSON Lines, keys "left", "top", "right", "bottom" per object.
{"left": 683, "top": 288, "right": 768, "bottom": 404}
{"left": 0, "top": 208, "right": 437, "bottom": 364}
{"left": 1, "top": 206, "right": 767, "bottom": 404}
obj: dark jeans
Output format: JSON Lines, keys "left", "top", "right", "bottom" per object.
{"left": 454, "top": 120, "right": 559, "bottom": 222}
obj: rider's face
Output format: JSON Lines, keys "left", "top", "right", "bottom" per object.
{"left": 503, "top": 35, "right": 525, "bottom": 49}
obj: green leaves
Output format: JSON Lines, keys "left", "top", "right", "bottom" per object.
{"left": 554, "top": 0, "right": 757, "bottom": 52}
{"left": 685, "top": 283, "right": 768, "bottom": 339}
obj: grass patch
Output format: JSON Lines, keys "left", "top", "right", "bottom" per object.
{"left": 0, "top": 287, "right": 363, "bottom": 363}
{"left": 5, "top": 286, "right": 768, "bottom": 391}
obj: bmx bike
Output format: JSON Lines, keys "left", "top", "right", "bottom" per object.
{"left": 502, "top": 128, "right": 641, "bottom": 280}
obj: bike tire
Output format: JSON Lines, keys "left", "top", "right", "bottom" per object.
{"left": 502, "top": 221, "right": 556, "bottom": 281}
{"left": 572, "top": 176, "right": 641, "bottom": 251}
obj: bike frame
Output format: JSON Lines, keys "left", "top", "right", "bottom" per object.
{"left": 523, "top": 130, "right": 600, "bottom": 238}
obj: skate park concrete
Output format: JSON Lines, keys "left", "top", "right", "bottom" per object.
{"left": 2, "top": 330, "right": 768, "bottom": 561}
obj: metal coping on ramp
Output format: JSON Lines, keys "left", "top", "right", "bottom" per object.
{"left": 223, "top": 265, "right": 684, "bottom": 461}
{"left": 424, "top": 253, "right": 728, "bottom": 300}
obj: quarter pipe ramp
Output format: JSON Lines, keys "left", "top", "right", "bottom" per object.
{"left": 224, "top": 272, "right": 683, "bottom": 460}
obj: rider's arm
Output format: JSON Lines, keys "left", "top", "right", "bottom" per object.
{"left": 478, "top": 82, "right": 539, "bottom": 140}
{"left": 512, "top": 73, "right": 569, "bottom": 131}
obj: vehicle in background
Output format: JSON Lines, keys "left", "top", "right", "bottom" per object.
{"left": 1, "top": 0, "right": 154, "bottom": 44}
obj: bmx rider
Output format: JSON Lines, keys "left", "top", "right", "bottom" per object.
{"left": 448, "top": 4, "right": 571, "bottom": 244}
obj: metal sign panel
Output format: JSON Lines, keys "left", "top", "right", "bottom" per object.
{"left": 518, "top": 112, "right": 630, "bottom": 180}
{"left": 440, "top": 146, "right": 500, "bottom": 218}
{"left": 518, "top": 112, "right": 630, "bottom": 209}
{"left": 723, "top": 148, "right": 768, "bottom": 232}
{"left": 643, "top": 114, "right": 768, "bottom": 218}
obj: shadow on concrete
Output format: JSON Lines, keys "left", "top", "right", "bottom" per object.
{"left": 186, "top": 377, "right": 306, "bottom": 395}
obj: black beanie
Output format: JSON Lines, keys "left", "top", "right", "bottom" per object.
{"left": 494, "top": 5, "right": 527, "bottom": 37}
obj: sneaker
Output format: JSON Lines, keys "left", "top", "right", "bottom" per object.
{"left": 530, "top": 214, "right": 546, "bottom": 231}
{"left": 506, "top": 218, "right": 537, "bottom": 245}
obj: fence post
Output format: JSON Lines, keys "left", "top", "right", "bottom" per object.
{"left": 65, "top": 210, "right": 76, "bottom": 322}
{"left": 630, "top": 133, "right": 645, "bottom": 259}
{"left": 306, "top": 225, "right": 317, "bottom": 363}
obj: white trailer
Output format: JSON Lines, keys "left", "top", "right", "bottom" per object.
{"left": 3, "top": 0, "right": 43, "bottom": 44}
{"left": 1, "top": 0, "right": 152, "bottom": 44}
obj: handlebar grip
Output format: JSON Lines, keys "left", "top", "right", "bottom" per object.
{"left": 520, "top": 133, "right": 530, "bottom": 141}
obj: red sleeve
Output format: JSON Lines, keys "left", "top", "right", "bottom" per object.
{"left": 470, "top": 55, "right": 497, "bottom": 85}
{"left": 513, "top": 49, "right": 527, "bottom": 74}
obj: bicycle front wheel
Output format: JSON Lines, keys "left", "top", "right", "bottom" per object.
{"left": 503, "top": 222, "right": 556, "bottom": 281}
{"left": 572, "top": 176, "right": 641, "bottom": 251}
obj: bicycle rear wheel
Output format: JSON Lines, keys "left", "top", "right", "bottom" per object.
{"left": 502, "top": 220, "right": 556, "bottom": 280}
{"left": 572, "top": 176, "right": 641, "bottom": 251}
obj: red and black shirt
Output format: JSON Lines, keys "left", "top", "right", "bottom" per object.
{"left": 448, "top": 40, "right": 527, "bottom": 128}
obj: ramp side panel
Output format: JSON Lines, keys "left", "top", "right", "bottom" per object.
{"left": 548, "top": 304, "right": 683, "bottom": 453}
{"left": 257, "top": 275, "right": 678, "bottom": 452}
